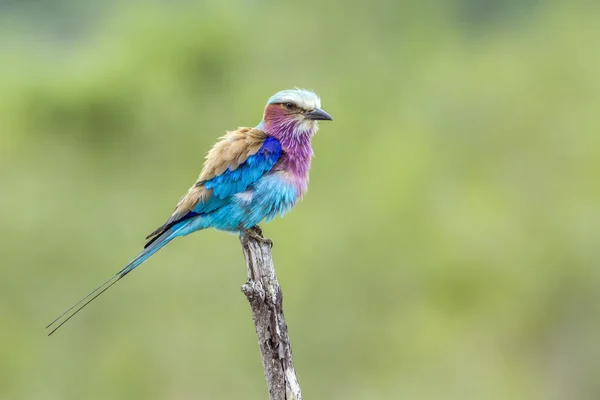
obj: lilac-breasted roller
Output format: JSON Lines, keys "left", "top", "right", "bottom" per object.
{"left": 47, "top": 88, "right": 332, "bottom": 335}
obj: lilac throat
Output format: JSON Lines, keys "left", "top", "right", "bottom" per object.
{"left": 260, "top": 119, "right": 316, "bottom": 196}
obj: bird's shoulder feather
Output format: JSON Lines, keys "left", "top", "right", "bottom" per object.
{"left": 199, "top": 127, "right": 268, "bottom": 179}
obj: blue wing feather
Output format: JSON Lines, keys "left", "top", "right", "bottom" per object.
{"left": 144, "top": 137, "right": 281, "bottom": 248}
{"left": 178, "top": 137, "right": 281, "bottom": 218}
{"left": 203, "top": 137, "right": 282, "bottom": 199}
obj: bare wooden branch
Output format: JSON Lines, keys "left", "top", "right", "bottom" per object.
{"left": 240, "top": 226, "right": 302, "bottom": 400}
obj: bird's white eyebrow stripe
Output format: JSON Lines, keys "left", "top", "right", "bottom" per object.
{"left": 268, "top": 89, "right": 321, "bottom": 111}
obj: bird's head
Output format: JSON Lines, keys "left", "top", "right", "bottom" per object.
{"left": 259, "top": 88, "right": 332, "bottom": 138}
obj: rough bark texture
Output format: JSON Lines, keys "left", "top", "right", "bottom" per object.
{"left": 240, "top": 226, "right": 302, "bottom": 400}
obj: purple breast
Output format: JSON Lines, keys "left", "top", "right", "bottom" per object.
{"left": 273, "top": 145, "right": 313, "bottom": 197}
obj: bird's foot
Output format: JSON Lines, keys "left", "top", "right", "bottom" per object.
{"left": 242, "top": 226, "right": 273, "bottom": 248}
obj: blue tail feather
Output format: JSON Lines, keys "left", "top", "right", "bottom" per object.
{"left": 119, "top": 227, "right": 178, "bottom": 278}
{"left": 46, "top": 222, "right": 188, "bottom": 335}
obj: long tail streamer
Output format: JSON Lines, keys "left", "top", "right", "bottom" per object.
{"left": 46, "top": 227, "right": 182, "bottom": 336}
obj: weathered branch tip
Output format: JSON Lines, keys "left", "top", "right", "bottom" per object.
{"left": 240, "top": 226, "right": 302, "bottom": 400}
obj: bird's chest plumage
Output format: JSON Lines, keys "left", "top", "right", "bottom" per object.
{"left": 233, "top": 145, "right": 312, "bottom": 228}
{"left": 234, "top": 171, "right": 300, "bottom": 227}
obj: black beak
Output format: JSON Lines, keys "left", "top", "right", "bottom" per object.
{"left": 306, "top": 108, "right": 333, "bottom": 121}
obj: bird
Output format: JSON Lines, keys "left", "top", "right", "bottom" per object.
{"left": 46, "top": 88, "right": 332, "bottom": 335}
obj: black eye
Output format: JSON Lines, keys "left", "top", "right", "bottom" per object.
{"left": 284, "top": 102, "right": 295, "bottom": 110}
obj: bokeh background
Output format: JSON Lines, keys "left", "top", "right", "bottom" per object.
{"left": 1, "top": 1, "right": 599, "bottom": 399}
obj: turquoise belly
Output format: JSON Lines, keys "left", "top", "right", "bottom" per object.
{"left": 179, "top": 173, "right": 298, "bottom": 234}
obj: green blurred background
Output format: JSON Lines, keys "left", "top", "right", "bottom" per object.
{"left": 1, "top": 0, "right": 599, "bottom": 399}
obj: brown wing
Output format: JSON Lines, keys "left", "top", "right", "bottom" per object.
{"left": 144, "top": 127, "right": 267, "bottom": 244}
